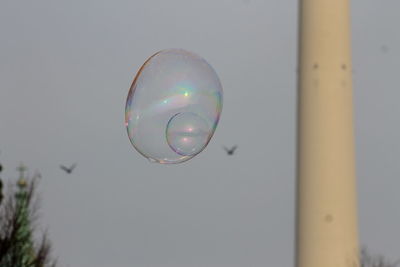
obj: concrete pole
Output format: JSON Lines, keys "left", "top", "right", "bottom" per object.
{"left": 296, "top": 0, "right": 360, "bottom": 267}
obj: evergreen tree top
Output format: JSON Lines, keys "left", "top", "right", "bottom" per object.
{"left": 0, "top": 164, "right": 57, "bottom": 267}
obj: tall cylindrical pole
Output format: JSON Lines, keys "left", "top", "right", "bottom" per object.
{"left": 296, "top": 0, "right": 359, "bottom": 267}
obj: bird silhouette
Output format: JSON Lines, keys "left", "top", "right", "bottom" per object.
{"left": 223, "top": 145, "right": 238, "bottom": 156}
{"left": 60, "top": 163, "right": 77, "bottom": 174}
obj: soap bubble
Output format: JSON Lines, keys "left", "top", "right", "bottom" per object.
{"left": 125, "top": 49, "right": 223, "bottom": 164}
{"left": 166, "top": 112, "right": 211, "bottom": 156}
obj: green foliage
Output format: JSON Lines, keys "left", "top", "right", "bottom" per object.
{"left": 0, "top": 176, "right": 57, "bottom": 267}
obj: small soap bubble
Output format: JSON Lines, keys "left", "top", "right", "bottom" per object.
{"left": 166, "top": 112, "right": 211, "bottom": 156}
{"left": 125, "top": 49, "right": 223, "bottom": 164}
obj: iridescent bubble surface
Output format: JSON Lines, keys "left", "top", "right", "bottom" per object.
{"left": 125, "top": 49, "right": 223, "bottom": 164}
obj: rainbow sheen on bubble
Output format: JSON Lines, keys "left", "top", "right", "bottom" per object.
{"left": 125, "top": 49, "right": 223, "bottom": 164}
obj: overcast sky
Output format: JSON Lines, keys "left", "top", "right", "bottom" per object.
{"left": 0, "top": 0, "right": 399, "bottom": 266}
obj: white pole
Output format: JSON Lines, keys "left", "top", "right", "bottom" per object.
{"left": 296, "top": 0, "right": 360, "bottom": 266}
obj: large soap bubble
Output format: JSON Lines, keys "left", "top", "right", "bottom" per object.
{"left": 125, "top": 49, "right": 223, "bottom": 164}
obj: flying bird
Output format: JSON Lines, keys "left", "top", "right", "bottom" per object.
{"left": 223, "top": 145, "right": 238, "bottom": 156}
{"left": 60, "top": 163, "right": 77, "bottom": 174}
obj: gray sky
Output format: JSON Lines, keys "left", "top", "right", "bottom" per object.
{"left": 0, "top": 0, "right": 399, "bottom": 266}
